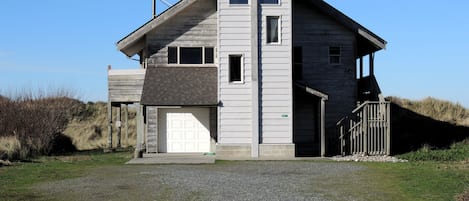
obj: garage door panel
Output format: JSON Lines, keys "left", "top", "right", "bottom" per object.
{"left": 159, "top": 108, "right": 211, "bottom": 153}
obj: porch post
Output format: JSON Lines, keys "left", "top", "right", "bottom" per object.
{"left": 369, "top": 53, "right": 374, "bottom": 76}
{"left": 107, "top": 102, "right": 113, "bottom": 149}
{"left": 124, "top": 104, "right": 129, "bottom": 147}
{"left": 116, "top": 105, "right": 122, "bottom": 148}
{"left": 359, "top": 57, "right": 364, "bottom": 78}
{"left": 320, "top": 98, "right": 326, "bottom": 157}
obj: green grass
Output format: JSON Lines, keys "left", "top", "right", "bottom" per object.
{"left": 363, "top": 162, "right": 468, "bottom": 201}
{"left": 398, "top": 139, "right": 469, "bottom": 162}
{"left": 0, "top": 150, "right": 132, "bottom": 201}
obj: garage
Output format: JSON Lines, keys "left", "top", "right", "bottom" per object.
{"left": 158, "top": 108, "right": 211, "bottom": 153}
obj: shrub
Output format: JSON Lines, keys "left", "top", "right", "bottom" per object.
{"left": 0, "top": 91, "right": 79, "bottom": 160}
{"left": 398, "top": 139, "right": 469, "bottom": 162}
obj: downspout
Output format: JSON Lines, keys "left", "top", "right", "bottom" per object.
{"left": 250, "top": 0, "right": 260, "bottom": 158}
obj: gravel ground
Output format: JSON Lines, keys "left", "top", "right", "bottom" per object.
{"left": 32, "top": 161, "right": 367, "bottom": 201}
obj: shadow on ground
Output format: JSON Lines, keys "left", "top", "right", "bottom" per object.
{"left": 391, "top": 103, "right": 469, "bottom": 154}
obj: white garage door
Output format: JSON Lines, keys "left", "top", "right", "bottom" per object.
{"left": 158, "top": 108, "right": 210, "bottom": 153}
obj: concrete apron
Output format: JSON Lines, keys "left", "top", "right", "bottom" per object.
{"left": 126, "top": 154, "right": 330, "bottom": 164}
{"left": 126, "top": 153, "right": 216, "bottom": 165}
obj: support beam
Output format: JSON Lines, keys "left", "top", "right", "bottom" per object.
{"left": 320, "top": 99, "right": 326, "bottom": 157}
{"left": 250, "top": 0, "right": 259, "bottom": 158}
{"left": 107, "top": 102, "right": 113, "bottom": 149}
{"left": 359, "top": 57, "right": 363, "bottom": 78}
{"left": 116, "top": 105, "right": 122, "bottom": 148}
{"left": 124, "top": 104, "right": 129, "bottom": 147}
{"left": 369, "top": 53, "right": 374, "bottom": 76}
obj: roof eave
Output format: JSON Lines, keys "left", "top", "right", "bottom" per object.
{"left": 310, "top": 0, "right": 387, "bottom": 51}
{"left": 116, "top": 0, "right": 198, "bottom": 57}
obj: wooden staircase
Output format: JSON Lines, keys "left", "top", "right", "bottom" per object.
{"left": 338, "top": 101, "right": 391, "bottom": 156}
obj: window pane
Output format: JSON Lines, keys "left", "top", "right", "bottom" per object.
{"left": 168, "top": 47, "right": 177, "bottom": 64}
{"left": 229, "top": 55, "right": 242, "bottom": 82}
{"left": 329, "top": 46, "right": 341, "bottom": 55}
{"left": 180, "top": 47, "right": 202, "bottom": 64}
{"left": 329, "top": 46, "right": 341, "bottom": 64}
{"left": 293, "top": 47, "right": 303, "bottom": 80}
{"left": 205, "top": 47, "right": 214, "bottom": 64}
{"left": 267, "top": 16, "right": 279, "bottom": 43}
{"left": 230, "top": 0, "right": 248, "bottom": 4}
{"left": 260, "top": 0, "right": 278, "bottom": 4}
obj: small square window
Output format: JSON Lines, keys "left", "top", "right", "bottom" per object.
{"left": 168, "top": 47, "right": 178, "bottom": 64}
{"left": 329, "top": 46, "right": 341, "bottom": 64}
{"left": 267, "top": 16, "right": 280, "bottom": 44}
{"left": 229, "top": 55, "right": 243, "bottom": 83}
{"left": 260, "top": 0, "right": 278, "bottom": 4}
{"left": 230, "top": 0, "right": 248, "bottom": 4}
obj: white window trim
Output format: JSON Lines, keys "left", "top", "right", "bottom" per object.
{"left": 266, "top": 16, "right": 281, "bottom": 45}
{"left": 168, "top": 46, "right": 216, "bottom": 65}
{"left": 228, "top": 54, "right": 244, "bottom": 84}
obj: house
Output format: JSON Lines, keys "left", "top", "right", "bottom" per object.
{"left": 108, "top": 0, "right": 389, "bottom": 159}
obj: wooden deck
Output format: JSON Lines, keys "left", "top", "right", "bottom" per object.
{"left": 108, "top": 69, "right": 145, "bottom": 103}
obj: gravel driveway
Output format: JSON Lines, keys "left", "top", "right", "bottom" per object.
{"left": 33, "top": 161, "right": 370, "bottom": 201}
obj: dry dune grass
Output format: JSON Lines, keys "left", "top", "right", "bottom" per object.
{"left": 388, "top": 96, "right": 469, "bottom": 126}
{"left": 0, "top": 136, "right": 21, "bottom": 160}
{"left": 63, "top": 102, "right": 137, "bottom": 150}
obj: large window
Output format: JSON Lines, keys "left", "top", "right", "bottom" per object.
{"left": 260, "top": 0, "right": 279, "bottom": 4}
{"left": 230, "top": 0, "right": 248, "bottom": 4}
{"left": 329, "top": 46, "right": 341, "bottom": 64}
{"left": 167, "top": 47, "right": 214, "bottom": 64}
{"left": 267, "top": 16, "right": 280, "bottom": 44}
{"left": 229, "top": 55, "right": 243, "bottom": 83}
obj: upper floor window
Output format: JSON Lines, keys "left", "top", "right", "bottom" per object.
{"left": 260, "top": 0, "right": 279, "bottom": 4}
{"left": 229, "top": 55, "right": 243, "bottom": 83}
{"left": 230, "top": 0, "right": 248, "bottom": 4}
{"left": 168, "top": 47, "right": 214, "bottom": 64}
{"left": 293, "top": 46, "right": 303, "bottom": 80}
{"left": 329, "top": 46, "right": 341, "bottom": 64}
{"left": 267, "top": 16, "right": 280, "bottom": 44}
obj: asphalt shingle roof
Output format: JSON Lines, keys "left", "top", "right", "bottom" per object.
{"left": 141, "top": 67, "right": 218, "bottom": 106}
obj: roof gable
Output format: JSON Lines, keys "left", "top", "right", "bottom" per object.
{"left": 117, "top": 0, "right": 199, "bottom": 57}
{"left": 307, "top": 0, "right": 386, "bottom": 52}
{"left": 117, "top": 0, "right": 386, "bottom": 57}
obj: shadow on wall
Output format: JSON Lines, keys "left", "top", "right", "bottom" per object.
{"left": 391, "top": 103, "right": 469, "bottom": 154}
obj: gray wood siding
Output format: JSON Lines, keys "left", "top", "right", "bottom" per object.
{"left": 218, "top": 0, "right": 253, "bottom": 144}
{"left": 108, "top": 69, "right": 145, "bottom": 102}
{"left": 259, "top": 0, "right": 293, "bottom": 144}
{"left": 145, "top": 0, "right": 217, "bottom": 65}
{"left": 146, "top": 106, "right": 158, "bottom": 153}
{"left": 293, "top": 2, "right": 357, "bottom": 138}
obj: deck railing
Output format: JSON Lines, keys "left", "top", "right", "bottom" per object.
{"left": 108, "top": 69, "right": 146, "bottom": 103}
{"left": 338, "top": 101, "right": 391, "bottom": 156}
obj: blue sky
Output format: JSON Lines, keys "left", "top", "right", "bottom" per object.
{"left": 1, "top": 1, "right": 468, "bottom": 107}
